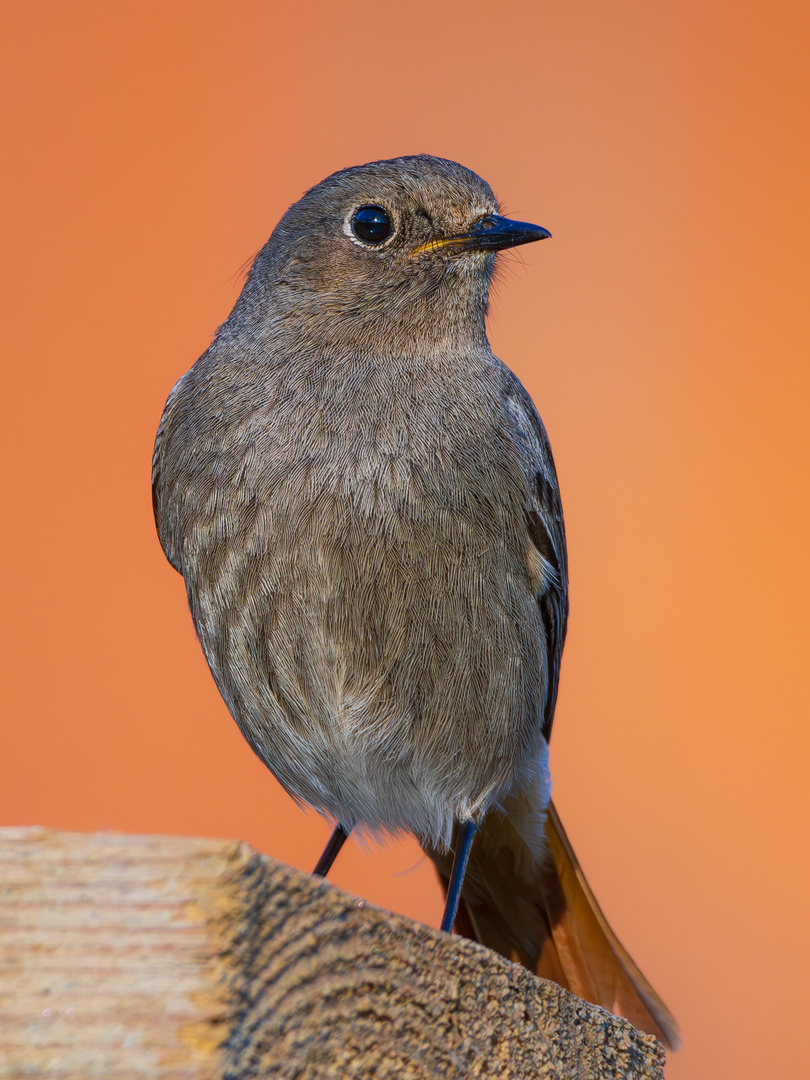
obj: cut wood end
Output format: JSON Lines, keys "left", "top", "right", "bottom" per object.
{"left": 0, "top": 827, "right": 666, "bottom": 1079}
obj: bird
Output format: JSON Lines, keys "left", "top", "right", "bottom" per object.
{"left": 152, "top": 154, "right": 679, "bottom": 1050}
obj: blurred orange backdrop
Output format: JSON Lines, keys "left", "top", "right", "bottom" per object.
{"left": 2, "top": 2, "right": 809, "bottom": 1076}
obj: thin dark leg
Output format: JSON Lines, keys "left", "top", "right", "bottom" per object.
{"left": 440, "top": 820, "right": 479, "bottom": 934}
{"left": 312, "top": 823, "right": 350, "bottom": 878}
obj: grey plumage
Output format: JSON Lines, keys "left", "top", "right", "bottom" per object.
{"left": 153, "top": 155, "right": 679, "bottom": 1049}
{"left": 153, "top": 155, "right": 565, "bottom": 846}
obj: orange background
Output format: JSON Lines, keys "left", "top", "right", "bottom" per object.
{"left": 2, "top": 2, "right": 809, "bottom": 1075}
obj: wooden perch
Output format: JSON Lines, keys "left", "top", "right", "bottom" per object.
{"left": 0, "top": 827, "right": 666, "bottom": 1078}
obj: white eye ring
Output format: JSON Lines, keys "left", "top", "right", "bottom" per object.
{"left": 342, "top": 204, "right": 395, "bottom": 250}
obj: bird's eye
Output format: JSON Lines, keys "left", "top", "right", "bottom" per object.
{"left": 351, "top": 205, "right": 392, "bottom": 246}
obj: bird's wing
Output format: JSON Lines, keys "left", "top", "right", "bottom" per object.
{"left": 151, "top": 371, "right": 191, "bottom": 574}
{"left": 504, "top": 376, "right": 569, "bottom": 742}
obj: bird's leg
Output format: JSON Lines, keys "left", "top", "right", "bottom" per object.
{"left": 440, "top": 820, "right": 479, "bottom": 933}
{"left": 312, "top": 823, "right": 350, "bottom": 878}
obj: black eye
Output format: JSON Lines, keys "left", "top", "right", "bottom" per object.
{"left": 351, "top": 205, "right": 392, "bottom": 245}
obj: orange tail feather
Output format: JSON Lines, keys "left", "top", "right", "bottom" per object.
{"left": 425, "top": 797, "right": 680, "bottom": 1050}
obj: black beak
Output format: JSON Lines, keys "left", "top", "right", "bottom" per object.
{"left": 448, "top": 214, "right": 551, "bottom": 252}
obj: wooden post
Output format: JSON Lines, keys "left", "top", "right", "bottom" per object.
{"left": 0, "top": 828, "right": 666, "bottom": 1078}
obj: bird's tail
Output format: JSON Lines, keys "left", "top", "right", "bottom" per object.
{"left": 423, "top": 787, "right": 680, "bottom": 1050}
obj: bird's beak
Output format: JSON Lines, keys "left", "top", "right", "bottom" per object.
{"left": 414, "top": 214, "right": 551, "bottom": 256}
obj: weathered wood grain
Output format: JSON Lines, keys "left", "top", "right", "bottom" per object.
{"left": 0, "top": 828, "right": 666, "bottom": 1078}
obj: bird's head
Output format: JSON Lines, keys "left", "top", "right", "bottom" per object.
{"left": 232, "top": 155, "right": 550, "bottom": 355}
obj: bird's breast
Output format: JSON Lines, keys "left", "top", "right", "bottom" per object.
{"left": 163, "top": 349, "right": 549, "bottom": 843}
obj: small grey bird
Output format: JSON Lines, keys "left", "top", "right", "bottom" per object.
{"left": 153, "top": 155, "right": 679, "bottom": 1049}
